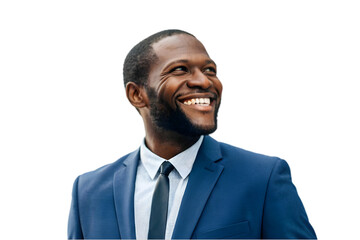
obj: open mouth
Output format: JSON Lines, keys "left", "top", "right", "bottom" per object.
{"left": 182, "top": 97, "right": 211, "bottom": 106}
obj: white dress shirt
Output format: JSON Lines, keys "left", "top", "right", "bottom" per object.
{"left": 134, "top": 136, "right": 204, "bottom": 240}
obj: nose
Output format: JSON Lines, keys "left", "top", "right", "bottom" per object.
{"left": 186, "top": 69, "right": 212, "bottom": 89}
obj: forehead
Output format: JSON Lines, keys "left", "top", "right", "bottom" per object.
{"left": 151, "top": 34, "right": 210, "bottom": 64}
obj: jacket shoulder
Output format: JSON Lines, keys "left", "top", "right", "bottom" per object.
{"left": 77, "top": 149, "right": 138, "bottom": 190}
{"left": 217, "top": 140, "right": 282, "bottom": 168}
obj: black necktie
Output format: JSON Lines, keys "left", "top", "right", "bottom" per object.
{"left": 148, "top": 161, "right": 175, "bottom": 239}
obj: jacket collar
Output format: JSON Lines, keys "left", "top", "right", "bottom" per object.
{"left": 172, "top": 135, "right": 224, "bottom": 239}
{"left": 113, "top": 150, "right": 139, "bottom": 239}
{"left": 112, "top": 135, "right": 224, "bottom": 239}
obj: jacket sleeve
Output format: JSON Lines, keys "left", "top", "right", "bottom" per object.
{"left": 261, "top": 159, "right": 317, "bottom": 239}
{"left": 68, "top": 176, "right": 84, "bottom": 239}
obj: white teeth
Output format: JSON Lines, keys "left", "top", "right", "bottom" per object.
{"left": 183, "top": 98, "right": 211, "bottom": 106}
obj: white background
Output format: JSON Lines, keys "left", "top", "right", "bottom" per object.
{"left": 1, "top": 0, "right": 359, "bottom": 239}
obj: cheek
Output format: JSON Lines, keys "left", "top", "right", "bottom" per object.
{"left": 214, "top": 78, "right": 223, "bottom": 96}
{"left": 158, "top": 78, "right": 185, "bottom": 104}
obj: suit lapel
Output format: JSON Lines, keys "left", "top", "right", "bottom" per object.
{"left": 113, "top": 150, "right": 139, "bottom": 239}
{"left": 172, "top": 136, "right": 224, "bottom": 239}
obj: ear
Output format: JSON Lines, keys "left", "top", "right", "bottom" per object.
{"left": 126, "top": 82, "right": 148, "bottom": 109}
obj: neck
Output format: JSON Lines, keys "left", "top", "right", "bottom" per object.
{"left": 144, "top": 129, "right": 201, "bottom": 160}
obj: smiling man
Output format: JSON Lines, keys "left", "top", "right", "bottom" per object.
{"left": 68, "top": 30, "right": 316, "bottom": 239}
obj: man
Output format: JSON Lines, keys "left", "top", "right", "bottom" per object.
{"left": 68, "top": 29, "right": 316, "bottom": 239}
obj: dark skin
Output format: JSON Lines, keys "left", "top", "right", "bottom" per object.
{"left": 126, "top": 34, "right": 223, "bottom": 159}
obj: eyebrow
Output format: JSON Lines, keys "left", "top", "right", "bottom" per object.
{"left": 163, "top": 59, "right": 217, "bottom": 71}
{"left": 164, "top": 60, "right": 189, "bottom": 69}
{"left": 205, "top": 59, "right": 217, "bottom": 67}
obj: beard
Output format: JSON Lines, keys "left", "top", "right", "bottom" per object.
{"left": 146, "top": 87, "right": 219, "bottom": 137}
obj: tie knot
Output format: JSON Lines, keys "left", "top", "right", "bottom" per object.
{"left": 160, "top": 161, "right": 174, "bottom": 176}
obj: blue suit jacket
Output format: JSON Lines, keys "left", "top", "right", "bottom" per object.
{"left": 68, "top": 136, "right": 316, "bottom": 239}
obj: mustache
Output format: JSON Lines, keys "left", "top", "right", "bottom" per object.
{"left": 176, "top": 90, "right": 219, "bottom": 99}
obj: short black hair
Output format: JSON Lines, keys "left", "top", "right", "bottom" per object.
{"left": 123, "top": 29, "right": 194, "bottom": 88}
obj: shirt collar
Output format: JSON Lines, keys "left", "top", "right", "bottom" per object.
{"left": 140, "top": 136, "right": 204, "bottom": 180}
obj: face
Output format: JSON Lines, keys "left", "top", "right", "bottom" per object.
{"left": 145, "top": 34, "right": 223, "bottom": 137}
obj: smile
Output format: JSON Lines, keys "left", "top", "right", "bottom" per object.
{"left": 182, "top": 98, "right": 211, "bottom": 106}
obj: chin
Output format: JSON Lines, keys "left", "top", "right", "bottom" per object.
{"left": 183, "top": 122, "right": 218, "bottom": 137}
{"left": 148, "top": 96, "right": 219, "bottom": 137}
{"left": 176, "top": 113, "right": 219, "bottom": 137}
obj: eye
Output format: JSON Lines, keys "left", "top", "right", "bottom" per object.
{"left": 204, "top": 67, "right": 217, "bottom": 75}
{"left": 170, "top": 66, "right": 188, "bottom": 73}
